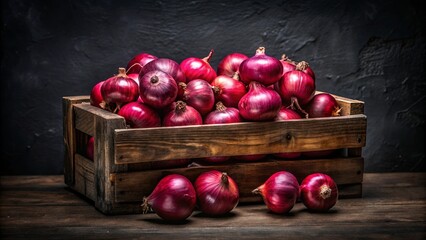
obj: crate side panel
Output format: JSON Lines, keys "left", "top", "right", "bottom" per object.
{"left": 115, "top": 115, "right": 367, "bottom": 164}
{"left": 74, "top": 154, "right": 96, "bottom": 201}
{"left": 63, "top": 96, "right": 90, "bottom": 186}
{"left": 114, "top": 157, "right": 364, "bottom": 203}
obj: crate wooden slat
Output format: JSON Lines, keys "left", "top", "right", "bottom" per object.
{"left": 63, "top": 92, "right": 367, "bottom": 215}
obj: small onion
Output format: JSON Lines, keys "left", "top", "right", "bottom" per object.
{"left": 181, "top": 79, "right": 215, "bottom": 116}
{"left": 204, "top": 102, "right": 242, "bottom": 125}
{"left": 90, "top": 81, "right": 104, "bottom": 109}
{"left": 139, "top": 70, "right": 178, "bottom": 109}
{"left": 238, "top": 81, "right": 282, "bottom": 121}
{"left": 217, "top": 52, "right": 248, "bottom": 79}
{"left": 305, "top": 93, "right": 341, "bottom": 118}
{"left": 162, "top": 101, "right": 203, "bottom": 127}
{"left": 297, "top": 61, "right": 316, "bottom": 80}
{"left": 117, "top": 102, "right": 161, "bottom": 128}
{"left": 211, "top": 75, "right": 247, "bottom": 108}
{"left": 180, "top": 49, "right": 217, "bottom": 83}
{"left": 239, "top": 47, "right": 283, "bottom": 85}
{"left": 300, "top": 173, "right": 338, "bottom": 211}
{"left": 140, "top": 58, "right": 186, "bottom": 84}
{"left": 101, "top": 68, "right": 139, "bottom": 112}
{"left": 126, "top": 52, "right": 157, "bottom": 74}
{"left": 194, "top": 170, "right": 239, "bottom": 216}
{"left": 280, "top": 54, "right": 296, "bottom": 76}
{"left": 253, "top": 171, "right": 299, "bottom": 214}
{"left": 142, "top": 174, "right": 196, "bottom": 221}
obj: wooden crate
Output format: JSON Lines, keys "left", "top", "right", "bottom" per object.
{"left": 63, "top": 93, "right": 366, "bottom": 214}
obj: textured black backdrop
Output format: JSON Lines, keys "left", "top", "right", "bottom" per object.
{"left": 1, "top": 0, "right": 425, "bottom": 175}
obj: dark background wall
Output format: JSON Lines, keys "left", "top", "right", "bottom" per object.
{"left": 1, "top": 0, "right": 425, "bottom": 175}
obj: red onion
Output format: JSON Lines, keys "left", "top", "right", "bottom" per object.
{"left": 234, "top": 154, "right": 266, "bottom": 162}
{"left": 305, "top": 93, "right": 341, "bottom": 118}
{"left": 211, "top": 75, "right": 247, "bottom": 108}
{"left": 297, "top": 61, "right": 316, "bottom": 80}
{"left": 180, "top": 49, "right": 217, "bottom": 83}
{"left": 86, "top": 136, "right": 94, "bottom": 160}
{"left": 238, "top": 81, "right": 282, "bottom": 121}
{"left": 274, "top": 107, "right": 302, "bottom": 159}
{"left": 139, "top": 70, "right": 178, "bottom": 109}
{"left": 126, "top": 53, "right": 157, "bottom": 74}
{"left": 162, "top": 101, "right": 203, "bottom": 126}
{"left": 117, "top": 102, "right": 161, "bottom": 128}
{"left": 142, "top": 174, "right": 196, "bottom": 221}
{"left": 194, "top": 170, "right": 239, "bottom": 216}
{"left": 239, "top": 47, "right": 283, "bottom": 85}
{"left": 181, "top": 79, "right": 215, "bottom": 116}
{"left": 300, "top": 173, "right": 338, "bottom": 211}
{"left": 140, "top": 58, "right": 186, "bottom": 84}
{"left": 252, "top": 171, "right": 299, "bottom": 214}
{"left": 280, "top": 54, "right": 296, "bottom": 76}
{"left": 217, "top": 52, "right": 248, "bottom": 79}
{"left": 204, "top": 102, "right": 242, "bottom": 124}
{"left": 275, "top": 62, "right": 316, "bottom": 118}
{"left": 101, "top": 68, "right": 139, "bottom": 112}
{"left": 90, "top": 81, "right": 104, "bottom": 109}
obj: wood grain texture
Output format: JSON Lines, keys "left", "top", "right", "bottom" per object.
{"left": 1, "top": 173, "right": 424, "bottom": 239}
{"left": 73, "top": 154, "right": 96, "bottom": 201}
{"left": 62, "top": 96, "right": 90, "bottom": 186}
{"left": 114, "top": 114, "right": 366, "bottom": 164}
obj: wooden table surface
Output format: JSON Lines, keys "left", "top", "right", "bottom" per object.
{"left": 0, "top": 172, "right": 425, "bottom": 239}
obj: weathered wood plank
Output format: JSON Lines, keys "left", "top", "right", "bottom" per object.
{"left": 113, "top": 157, "right": 364, "bottom": 204}
{"left": 62, "top": 96, "right": 90, "bottom": 186}
{"left": 73, "top": 154, "right": 96, "bottom": 201}
{"left": 114, "top": 114, "right": 367, "bottom": 164}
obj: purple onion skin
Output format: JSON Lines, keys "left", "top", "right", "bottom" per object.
{"left": 140, "top": 58, "right": 187, "bottom": 84}
{"left": 101, "top": 68, "right": 139, "bottom": 108}
{"left": 143, "top": 174, "right": 196, "bottom": 221}
{"left": 180, "top": 49, "right": 217, "bottom": 83}
{"left": 194, "top": 171, "right": 239, "bottom": 216}
{"left": 276, "top": 70, "right": 315, "bottom": 106}
{"left": 204, "top": 103, "right": 242, "bottom": 124}
{"left": 305, "top": 93, "right": 340, "bottom": 118}
{"left": 238, "top": 81, "right": 282, "bottom": 121}
{"left": 126, "top": 53, "right": 157, "bottom": 74}
{"left": 90, "top": 81, "right": 104, "bottom": 109}
{"left": 139, "top": 70, "right": 178, "bottom": 109}
{"left": 217, "top": 53, "right": 248, "bottom": 77}
{"left": 239, "top": 47, "right": 283, "bottom": 86}
{"left": 183, "top": 79, "right": 215, "bottom": 117}
{"left": 117, "top": 102, "right": 161, "bottom": 128}
{"left": 162, "top": 101, "right": 203, "bottom": 127}
{"left": 300, "top": 173, "right": 338, "bottom": 211}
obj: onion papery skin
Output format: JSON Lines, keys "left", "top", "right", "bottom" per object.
{"left": 180, "top": 49, "right": 217, "bottom": 83}
{"left": 195, "top": 171, "right": 239, "bottom": 216}
{"left": 139, "top": 70, "right": 178, "bottom": 109}
{"left": 204, "top": 102, "right": 242, "bottom": 125}
{"left": 127, "top": 73, "right": 140, "bottom": 85}
{"left": 238, "top": 81, "right": 282, "bottom": 121}
{"left": 217, "top": 53, "right": 248, "bottom": 78}
{"left": 280, "top": 54, "right": 296, "bottom": 76}
{"left": 126, "top": 53, "right": 157, "bottom": 74}
{"left": 101, "top": 68, "right": 140, "bottom": 112}
{"left": 140, "top": 58, "right": 186, "bottom": 85}
{"left": 182, "top": 79, "right": 215, "bottom": 116}
{"left": 90, "top": 81, "right": 104, "bottom": 109}
{"left": 162, "top": 101, "right": 203, "bottom": 127}
{"left": 117, "top": 102, "right": 161, "bottom": 128}
{"left": 300, "top": 173, "right": 338, "bottom": 211}
{"left": 253, "top": 171, "right": 299, "bottom": 214}
{"left": 274, "top": 107, "right": 302, "bottom": 159}
{"left": 142, "top": 174, "right": 196, "bottom": 221}
{"left": 305, "top": 93, "right": 341, "bottom": 118}
{"left": 211, "top": 75, "right": 247, "bottom": 108}
{"left": 86, "top": 136, "right": 94, "bottom": 161}
{"left": 239, "top": 47, "right": 283, "bottom": 86}
{"left": 234, "top": 154, "right": 267, "bottom": 162}
{"left": 297, "top": 61, "right": 316, "bottom": 80}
